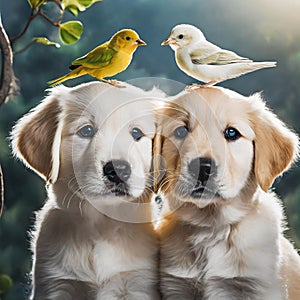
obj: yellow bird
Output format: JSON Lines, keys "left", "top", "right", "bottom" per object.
{"left": 48, "top": 29, "right": 146, "bottom": 87}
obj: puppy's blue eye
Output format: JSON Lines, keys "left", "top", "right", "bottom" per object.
{"left": 174, "top": 125, "right": 188, "bottom": 139}
{"left": 131, "top": 127, "right": 144, "bottom": 141}
{"left": 77, "top": 125, "right": 95, "bottom": 138}
{"left": 224, "top": 127, "right": 241, "bottom": 141}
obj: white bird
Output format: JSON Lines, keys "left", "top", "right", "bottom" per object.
{"left": 161, "top": 24, "right": 276, "bottom": 88}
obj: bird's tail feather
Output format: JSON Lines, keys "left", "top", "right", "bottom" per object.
{"left": 230, "top": 61, "right": 277, "bottom": 79}
{"left": 48, "top": 70, "right": 82, "bottom": 87}
{"left": 251, "top": 61, "right": 277, "bottom": 69}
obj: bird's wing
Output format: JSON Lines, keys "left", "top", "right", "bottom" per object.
{"left": 70, "top": 42, "right": 116, "bottom": 69}
{"left": 190, "top": 45, "right": 252, "bottom": 65}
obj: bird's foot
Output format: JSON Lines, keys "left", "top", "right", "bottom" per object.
{"left": 101, "top": 79, "right": 126, "bottom": 88}
{"left": 185, "top": 81, "right": 217, "bottom": 91}
{"left": 185, "top": 84, "right": 203, "bottom": 92}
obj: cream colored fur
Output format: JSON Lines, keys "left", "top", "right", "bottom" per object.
{"left": 11, "top": 82, "right": 161, "bottom": 300}
{"left": 157, "top": 87, "right": 300, "bottom": 299}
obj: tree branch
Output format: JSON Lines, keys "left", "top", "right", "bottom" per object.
{"left": 0, "top": 16, "right": 17, "bottom": 105}
{"left": 10, "top": 9, "right": 36, "bottom": 44}
{"left": 38, "top": 11, "right": 60, "bottom": 27}
{"left": 13, "top": 40, "right": 35, "bottom": 55}
{"left": 0, "top": 17, "right": 15, "bottom": 218}
{"left": 0, "top": 164, "right": 3, "bottom": 217}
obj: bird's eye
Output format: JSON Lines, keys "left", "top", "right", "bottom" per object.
{"left": 174, "top": 125, "right": 188, "bottom": 139}
{"left": 131, "top": 127, "right": 144, "bottom": 141}
{"left": 77, "top": 125, "right": 95, "bottom": 138}
{"left": 178, "top": 34, "right": 184, "bottom": 39}
{"left": 126, "top": 36, "right": 131, "bottom": 41}
{"left": 224, "top": 127, "right": 241, "bottom": 141}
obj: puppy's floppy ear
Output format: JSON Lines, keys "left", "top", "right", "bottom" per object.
{"left": 249, "top": 94, "right": 299, "bottom": 192}
{"left": 11, "top": 94, "right": 63, "bottom": 183}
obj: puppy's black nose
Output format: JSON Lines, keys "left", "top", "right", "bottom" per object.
{"left": 103, "top": 160, "right": 131, "bottom": 183}
{"left": 188, "top": 157, "right": 216, "bottom": 185}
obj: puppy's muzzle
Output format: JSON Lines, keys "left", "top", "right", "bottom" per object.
{"left": 187, "top": 157, "right": 218, "bottom": 198}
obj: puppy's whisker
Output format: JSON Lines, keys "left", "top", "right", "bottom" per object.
{"left": 79, "top": 198, "right": 85, "bottom": 217}
{"left": 159, "top": 174, "right": 178, "bottom": 192}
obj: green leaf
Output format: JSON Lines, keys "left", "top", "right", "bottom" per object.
{"left": 66, "top": 5, "right": 79, "bottom": 16}
{"left": 78, "top": 0, "right": 102, "bottom": 9}
{"left": 0, "top": 274, "right": 13, "bottom": 295}
{"left": 27, "top": 0, "right": 46, "bottom": 9}
{"left": 33, "top": 37, "right": 61, "bottom": 48}
{"left": 59, "top": 21, "right": 83, "bottom": 44}
{"left": 62, "top": 0, "right": 101, "bottom": 13}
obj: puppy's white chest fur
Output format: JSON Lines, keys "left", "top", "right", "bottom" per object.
{"left": 54, "top": 217, "right": 156, "bottom": 286}
{"left": 92, "top": 238, "right": 153, "bottom": 283}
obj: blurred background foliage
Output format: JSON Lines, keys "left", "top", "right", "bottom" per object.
{"left": 0, "top": 0, "right": 299, "bottom": 298}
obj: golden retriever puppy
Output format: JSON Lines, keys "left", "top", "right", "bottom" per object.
{"left": 156, "top": 87, "right": 300, "bottom": 300}
{"left": 11, "top": 82, "right": 161, "bottom": 300}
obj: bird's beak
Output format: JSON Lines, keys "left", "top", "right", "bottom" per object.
{"left": 136, "top": 39, "right": 147, "bottom": 46}
{"left": 161, "top": 37, "right": 176, "bottom": 46}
